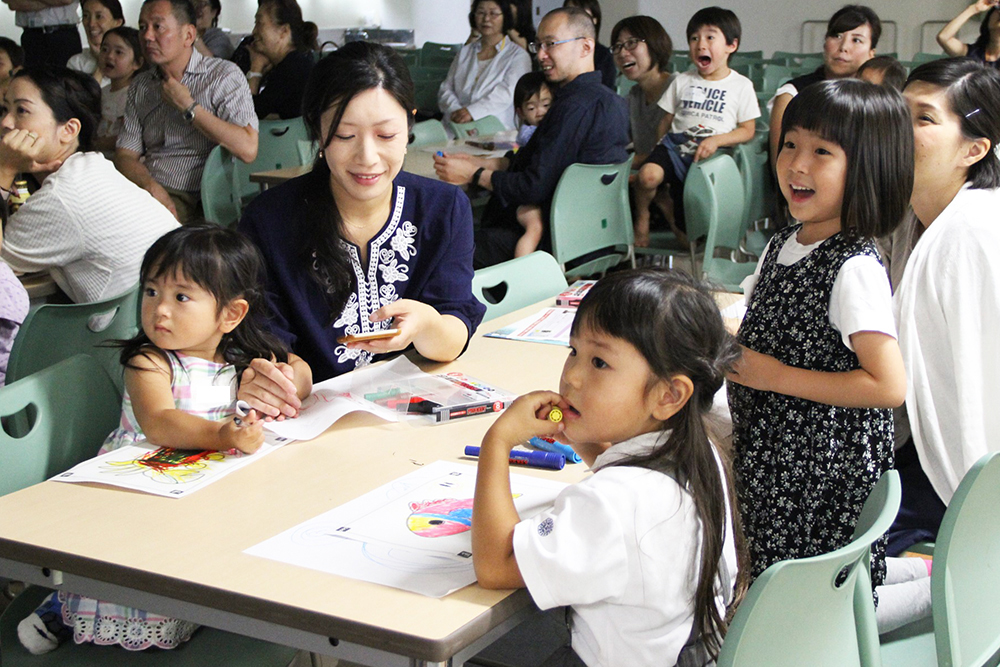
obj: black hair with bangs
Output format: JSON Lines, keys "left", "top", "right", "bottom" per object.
{"left": 571, "top": 268, "right": 744, "bottom": 660}
{"left": 826, "top": 5, "right": 881, "bottom": 49}
{"left": 778, "top": 78, "right": 913, "bottom": 238}
{"left": 118, "top": 225, "right": 288, "bottom": 373}
{"left": 610, "top": 15, "right": 673, "bottom": 73}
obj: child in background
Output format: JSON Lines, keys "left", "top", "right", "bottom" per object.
{"left": 857, "top": 55, "right": 907, "bottom": 91}
{"left": 510, "top": 72, "right": 552, "bottom": 257}
{"left": 17, "top": 225, "right": 307, "bottom": 654}
{"left": 728, "top": 79, "right": 912, "bottom": 606}
{"left": 94, "top": 27, "right": 144, "bottom": 155}
{"left": 474, "top": 269, "right": 742, "bottom": 666}
{"left": 513, "top": 71, "right": 551, "bottom": 148}
{"left": 67, "top": 0, "right": 125, "bottom": 86}
{"left": 633, "top": 7, "right": 759, "bottom": 246}
{"left": 0, "top": 37, "right": 24, "bottom": 101}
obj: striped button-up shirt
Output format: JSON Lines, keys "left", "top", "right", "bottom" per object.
{"left": 117, "top": 48, "right": 258, "bottom": 192}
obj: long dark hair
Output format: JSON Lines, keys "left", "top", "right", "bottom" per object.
{"left": 779, "top": 78, "right": 913, "bottom": 238}
{"left": 11, "top": 66, "right": 101, "bottom": 153}
{"left": 905, "top": 58, "right": 1000, "bottom": 190}
{"left": 258, "top": 0, "right": 311, "bottom": 52}
{"left": 119, "top": 225, "right": 288, "bottom": 374}
{"left": 300, "top": 42, "right": 414, "bottom": 322}
{"left": 610, "top": 15, "right": 672, "bottom": 73}
{"left": 508, "top": 0, "right": 535, "bottom": 44}
{"left": 826, "top": 4, "right": 881, "bottom": 49}
{"left": 469, "top": 0, "right": 515, "bottom": 35}
{"left": 102, "top": 26, "right": 146, "bottom": 74}
{"left": 973, "top": 6, "right": 1000, "bottom": 53}
{"left": 572, "top": 269, "right": 743, "bottom": 659}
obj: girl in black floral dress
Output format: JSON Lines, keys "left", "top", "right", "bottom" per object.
{"left": 727, "top": 79, "right": 912, "bottom": 589}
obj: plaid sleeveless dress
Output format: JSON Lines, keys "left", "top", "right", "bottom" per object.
{"left": 728, "top": 225, "right": 894, "bottom": 586}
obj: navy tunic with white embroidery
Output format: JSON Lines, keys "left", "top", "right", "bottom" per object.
{"left": 727, "top": 225, "right": 893, "bottom": 586}
{"left": 240, "top": 170, "right": 486, "bottom": 382}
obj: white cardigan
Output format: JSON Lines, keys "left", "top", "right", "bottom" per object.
{"left": 893, "top": 184, "right": 1000, "bottom": 503}
{"left": 437, "top": 36, "right": 532, "bottom": 130}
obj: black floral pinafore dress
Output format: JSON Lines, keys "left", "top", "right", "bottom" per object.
{"left": 728, "top": 225, "right": 894, "bottom": 586}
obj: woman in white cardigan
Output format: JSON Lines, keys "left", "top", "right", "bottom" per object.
{"left": 437, "top": 0, "right": 531, "bottom": 131}
{"left": 882, "top": 58, "right": 1000, "bottom": 555}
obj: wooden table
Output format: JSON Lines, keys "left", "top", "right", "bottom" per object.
{"left": 248, "top": 164, "right": 312, "bottom": 191}
{"left": 0, "top": 301, "right": 587, "bottom": 666}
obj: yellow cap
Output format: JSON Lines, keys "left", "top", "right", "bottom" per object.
{"left": 548, "top": 407, "right": 563, "bottom": 423}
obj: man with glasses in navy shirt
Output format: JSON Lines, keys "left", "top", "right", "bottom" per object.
{"left": 434, "top": 6, "right": 629, "bottom": 268}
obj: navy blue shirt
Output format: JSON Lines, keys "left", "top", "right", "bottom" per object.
{"left": 490, "top": 70, "right": 629, "bottom": 212}
{"left": 240, "top": 170, "right": 486, "bottom": 382}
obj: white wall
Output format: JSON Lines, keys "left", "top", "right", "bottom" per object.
{"left": 0, "top": 0, "right": 976, "bottom": 59}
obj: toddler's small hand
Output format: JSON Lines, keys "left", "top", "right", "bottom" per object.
{"left": 220, "top": 409, "right": 264, "bottom": 454}
{"left": 484, "top": 390, "right": 566, "bottom": 451}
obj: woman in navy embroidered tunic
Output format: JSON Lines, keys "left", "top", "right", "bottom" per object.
{"left": 238, "top": 42, "right": 485, "bottom": 418}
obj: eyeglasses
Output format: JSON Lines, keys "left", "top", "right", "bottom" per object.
{"left": 474, "top": 10, "right": 503, "bottom": 19}
{"left": 611, "top": 37, "right": 645, "bottom": 54}
{"left": 528, "top": 36, "right": 586, "bottom": 54}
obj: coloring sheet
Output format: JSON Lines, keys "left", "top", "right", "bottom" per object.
{"left": 52, "top": 432, "right": 290, "bottom": 498}
{"left": 245, "top": 460, "right": 567, "bottom": 597}
{"left": 485, "top": 307, "right": 576, "bottom": 346}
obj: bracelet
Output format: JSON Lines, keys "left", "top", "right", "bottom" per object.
{"left": 247, "top": 71, "right": 263, "bottom": 79}
{"left": 471, "top": 167, "right": 485, "bottom": 188}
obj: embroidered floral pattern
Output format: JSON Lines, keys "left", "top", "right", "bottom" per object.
{"left": 728, "top": 225, "right": 893, "bottom": 589}
{"left": 331, "top": 185, "right": 414, "bottom": 369}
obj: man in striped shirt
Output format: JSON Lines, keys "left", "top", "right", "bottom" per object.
{"left": 115, "top": 0, "right": 257, "bottom": 222}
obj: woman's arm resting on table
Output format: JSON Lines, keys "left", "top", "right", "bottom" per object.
{"left": 473, "top": 391, "right": 566, "bottom": 589}
{"left": 350, "top": 299, "right": 470, "bottom": 362}
{"left": 727, "top": 331, "right": 906, "bottom": 409}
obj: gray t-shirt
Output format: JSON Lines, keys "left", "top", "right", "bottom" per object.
{"left": 627, "top": 80, "right": 668, "bottom": 157}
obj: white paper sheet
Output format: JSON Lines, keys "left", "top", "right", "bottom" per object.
{"left": 51, "top": 432, "right": 289, "bottom": 498}
{"left": 244, "top": 460, "right": 567, "bottom": 597}
{"left": 484, "top": 307, "right": 576, "bottom": 346}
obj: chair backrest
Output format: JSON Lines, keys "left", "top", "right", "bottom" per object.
{"left": 472, "top": 251, "right": 568, "bottom": 321}
{"left": 449, "top": 115, "right": 507, "bottom": 141}
{"left": 932, "top": 453, "right": 1000, "bottom": 667}
{"left": 684, "top": 154, "right": 753, "bottom": 290}
{"left": 0, "top": 355, "right": 121, "bottom": 497}
{"left": 549, "top": 160, "right": 634, "bottom": 279}
{"left": 410, "top": 119, "right": 449, "bottom": 147}
{"left": 761, "top": 64, "right": 793, "bottom": 96}
{"left": 732, "top": 133, "right": 773, "bottom": 230}
{"left": 201, "top": 144, "right": 242, "bottom": 227}
{"left": 718, "top": 472, "right": 901, "bottom": 667}
{"left": 411, "top": 65, "right": 452, "bottom": 114}
{"left": 615, "top": 75, "right": 637, "bottom": 97}
{"left": 6, "top": 285, "right": 139, "bottom": 391}
{"left": 420, "top": 41, "right": 461, "bottom": 66}
{"left": 235, "top": 117, "right": 312, "bottom": 204}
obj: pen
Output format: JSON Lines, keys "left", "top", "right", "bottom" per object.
{"left": 529, "top": 436, "right": 581, "bottom": 464}
{"left": 464, "top": 445, "right": 565, "bottom": 470}
{"left": 436, "top": 150, "right": 444, "bottom": 157}
{"left": 234, "top": 400, "right": 251, "bottom": 427}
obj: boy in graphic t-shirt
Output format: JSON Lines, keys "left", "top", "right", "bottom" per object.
{"left": 633, "top": 6, "right": 759, "bottom": 246}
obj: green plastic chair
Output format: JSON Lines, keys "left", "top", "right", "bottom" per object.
{"left": 472, "top": 251, "right": 568, "bottom": 321}
{"left": 235, "top": 117, "right": 311, "bottom": 204}
{"left": 0, "top": 356, "right": 300, "bottom": 667}
{"left": 200, "top": 145, "right": 242, "bottom": 227}
{"left": 395, "top": 48, "right": 420, "bottom": 67}
{"left": 419, "top": 41, "right": 461, "bottom": 67}
{"left": 732, "top": 133, "right": 776, "bottom": 258}
{"left": 449, "top": 115, "right": 507, "bottom": 141}
{"left": 683, "top": 154, "right": 755, "bottom": 291}
{"left": 770, "top": 51, "right": 823, "bottom": 66}
{"left": 761, "top": 64, "right": 793, "bottom": 97}
{"left": 718, "top": 471, "right": 901, "bottom": 667}
{"left": 410, "top": 118, "right": 448, "bottom": 147}
{"left": 615, "top": 75, "right": 637, "bottom": 97}
{"left": 410, "top": 65, "right": 451, "bottom": 114}
{"left": 911, "top": 52, "right": 945, "bottom": 64}
{"left": 549, "top": 160, "right": 635, "bottom": 279}
{"left": 880, "top": 453, "right": 1000, "bottom": 667}
{"left": 6, "top": 285, "right": 140, "bottom": 392}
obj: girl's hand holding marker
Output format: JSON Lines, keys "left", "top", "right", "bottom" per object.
{"left": 223, "top": 400, "right": 263, "bottom": 454}
{"left": 483, "top": 391, "right": 568, "bottom": 455}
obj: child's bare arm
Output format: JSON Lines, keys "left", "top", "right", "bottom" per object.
{"left": 694, "top": 120, "right": 757, "bottom": 161}
{"left": 127, "top": 353, "right": 263, "bottom": 453}
{"left": 728, "top": 331, "right": 906, "bottom": 408}
{"left": 473, "top": 390, "right": 566, "bottom": 589}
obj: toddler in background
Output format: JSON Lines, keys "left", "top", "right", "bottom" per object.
{"left": 17, "top": 225, "right": 306, "bottom": 654}
{"left": 95, "top": 27, "right": 144, "bottom": 155}
{"left": 0, "top": 37, "right": 23, "bottom": 100}
{"left": 633, "top": 6, "right": 759, "bottom": 246}
{"left": 857, "top": 55, "right": 907, "bottom": 91}
{"left": 510, "top": 72, "right": 552, "bottom": 257}
{"left": 474, "top": 269, "right": 743, "bottom": 666}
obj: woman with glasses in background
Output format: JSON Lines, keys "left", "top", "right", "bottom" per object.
{"left": 438, "top": 0, "right": 532, "bottom": 131}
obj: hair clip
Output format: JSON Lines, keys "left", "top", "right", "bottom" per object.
{"left": 966, "top": 108, "right": 982, "bottom": 119}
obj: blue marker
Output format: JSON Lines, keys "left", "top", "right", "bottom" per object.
{"left": 464, "top": 445, "right": 565, "bottom": 470}
{"left": 529, "top": 436, "right": 581, "bottom": 464}
{"left": 436, "top": 150, "right": 444, "bottom": 157}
